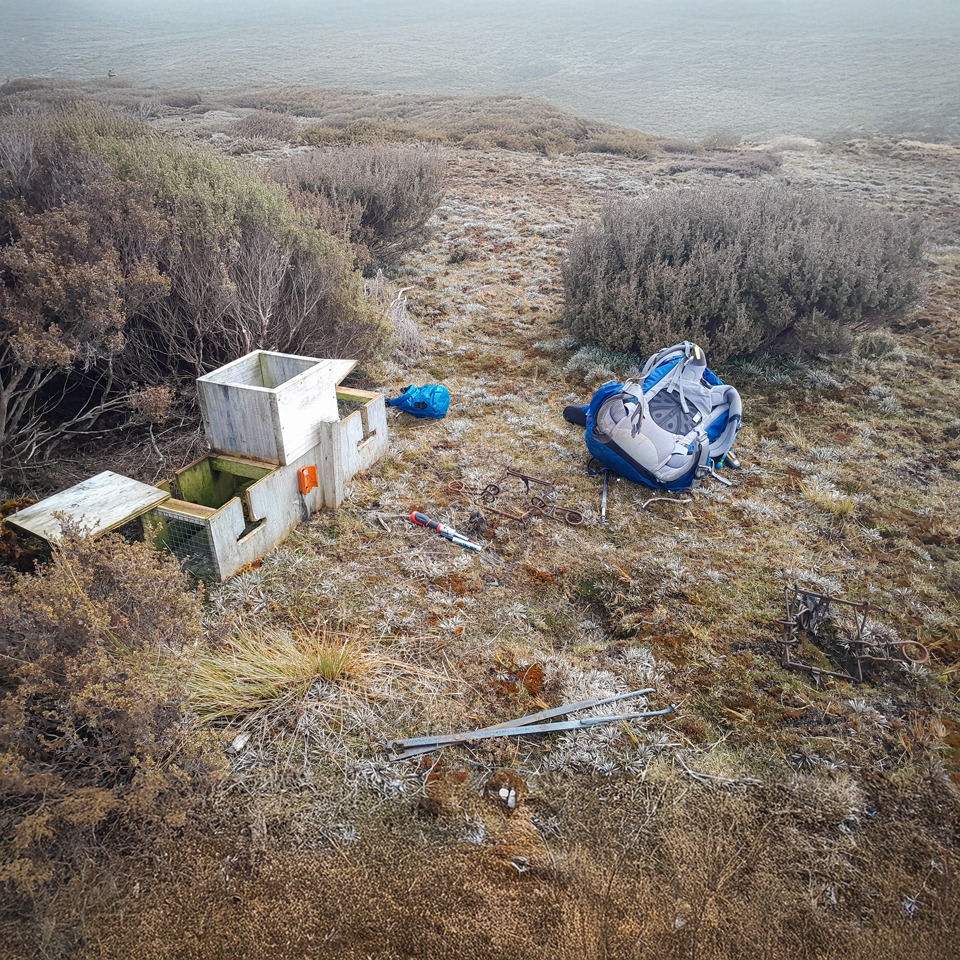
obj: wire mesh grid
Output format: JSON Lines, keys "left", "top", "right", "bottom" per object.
{"left": 147, "top": 508, "right": 218, "bottom": 581}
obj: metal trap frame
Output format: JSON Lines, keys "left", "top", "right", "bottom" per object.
{"left": 448, "top": 467, "right": 584, "bottom": 526}
{"left": 777, "top": 584, "right": 929, "bottom": 685}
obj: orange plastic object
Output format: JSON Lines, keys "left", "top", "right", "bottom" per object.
{"left": 297, "top": 465, "right": 318, "bottom": 495}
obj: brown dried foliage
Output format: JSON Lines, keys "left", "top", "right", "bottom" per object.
{"left": 26, "top": 776, "right": 957, "bottom": 960}
{"left": 0, "top": 532, "right": 218, "bottom": 950}
{"left": 0, "top": 107, "right": 385, "bottom": 471}
{"left": 0, "top": 166, "right": 170, "bottom": 461}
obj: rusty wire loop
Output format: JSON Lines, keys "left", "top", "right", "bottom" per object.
{"left": 447, "top": 468, "right": 584, "bottom": 526}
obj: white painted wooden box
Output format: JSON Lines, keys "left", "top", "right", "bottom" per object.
{"left": 197, "top": 350, "right": 356, "bottom": 465}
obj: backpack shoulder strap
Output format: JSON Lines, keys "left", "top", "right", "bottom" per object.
{"left": 640, "top": 341, "right": 700, "bottom": 378}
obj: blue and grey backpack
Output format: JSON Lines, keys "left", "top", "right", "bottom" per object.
{"left": 569, "top": 342, "right": 742, "bottom": 492}
{"left": 386, "top": 384, "right": 451, "bottom": 419}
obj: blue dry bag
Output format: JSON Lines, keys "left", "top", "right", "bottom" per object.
{"left": 386, "top": 384, "right": 451, "bottom": 419}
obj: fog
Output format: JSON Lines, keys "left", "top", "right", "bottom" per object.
{"left": 2, "top": 0, "right": 958, "bottom": 139}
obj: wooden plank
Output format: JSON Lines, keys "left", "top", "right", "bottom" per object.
{"left": 157, "top": 498, "right": 219, "bottom": 520}
{"left": 356, "top": 395, "right": 388, "bottom": 472}
{"left": 263, "top": 352, "right": 354, "bottom": 392}
{"left": 336, "top": 387, "right": 381, "bottom": 402}
{"left": 205, "top": 499, "right": 247, "bottom": 580}
{"left": 209, "top": 456, "right": 274, "bottom": 480}
{"left": 172, "top": 456, "right": 273, "bottom": 509}
{"left": 330, "top": 396, "right": 389, "bottom": 478}
{"left": 316, "top": 420, "right": 346, "bottom": 508}
{"left": 271, "top": 359, "right": 354, "bottom": 463}
{"left": 337, "top": 410, "right": 364, "bottom": 481}
{"left": 6, "top": 471, "right": 170, "bottom": 542}
{"left": 199, "top": 351, "right": 267, "bottom": 387}
{"left": 214, "top": 468, "right": 299, "bottom": 580}
{"left": 198, "top": 378, "right": 279, "bottom": 462}
{"left": 260, "top": 352, "right": 315, "bottom": 389}
{"left": 175, "top": 458, "right": 216, "bottom": 505}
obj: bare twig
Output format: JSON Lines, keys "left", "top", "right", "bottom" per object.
{"left": 642, "top": 496, "right": 693, "bottom": 510}
{"left": 675, "top": 754, "right": 761, "bottom": 788}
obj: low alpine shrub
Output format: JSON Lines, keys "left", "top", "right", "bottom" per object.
{"left": 232, "top": 109, "right": 298, "bottom": 141}
{"left": 852, "top": 329, "right": 907, "bottom": 362}
{"left": 561, "top": 183, "right": 924, "bottom": 362}
{"left": 272, "top": 144, "right": 445, "bottom": 271}
{"left": 0, "top": 106, "right": 386, "bottom": 468}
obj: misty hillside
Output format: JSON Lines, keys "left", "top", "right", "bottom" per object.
{"left": 3, "top": 0, "right": 958, "bottom": 140}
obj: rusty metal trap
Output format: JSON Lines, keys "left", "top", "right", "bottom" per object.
{"left": 777, "top": 584, "right": 929, "bottom": 685}
{"left": 447, "top": 467, "right": 584, "bottom": 526}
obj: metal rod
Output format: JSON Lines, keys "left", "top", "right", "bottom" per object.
{"left": 386, "top": 688, "right": 663, "bottom": 760}
{"left": 393, "top": 687, "right": 660, "bottom": 759}
{"left": 469, "top": 687, "right": 657, "bottom": 733}
{"left": 387, "top": 705, "right": 676, "bottom": 760}
{"left": 600, "top": 469, "right": 608, "bottom": 523}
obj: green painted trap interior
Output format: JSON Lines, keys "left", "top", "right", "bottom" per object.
{"left": 171, "top": 456, "right": 273, "bottom": 510}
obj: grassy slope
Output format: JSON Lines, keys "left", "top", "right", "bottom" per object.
{"left": 85, "top": 141, "right": 959, "bottom": 960}
{"left": 3, "top": 85, "right": 959, "bottom": 957}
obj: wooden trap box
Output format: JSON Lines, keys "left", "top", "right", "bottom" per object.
{"left": 8, "top": 351, "right": 389, "bottom": 581}
{"left": 197, "top": 350, "right": 356, "bottom": 465}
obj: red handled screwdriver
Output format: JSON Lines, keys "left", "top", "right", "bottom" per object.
{"left": 409, "top": 512, "right": 483, "bottom": 552}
